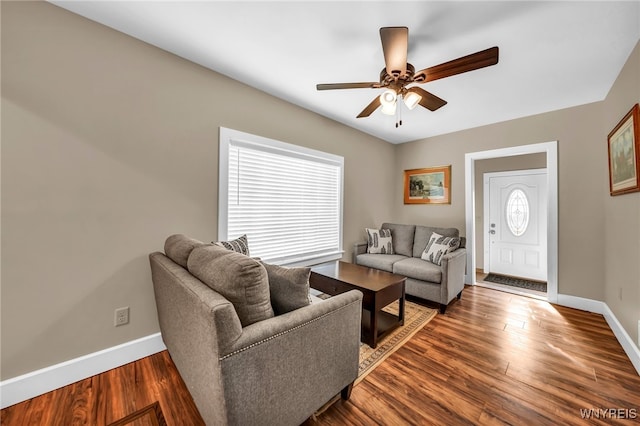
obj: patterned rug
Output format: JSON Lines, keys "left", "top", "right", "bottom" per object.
{"left": 484, "top": 273, "right": 547, "bottom": 293}
{"left": 312, "top": 298, "right": 437, "bottom": 418}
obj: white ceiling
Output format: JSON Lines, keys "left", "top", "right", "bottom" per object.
{"left": 51, "top": 1, "right": 640, "bottom": 144}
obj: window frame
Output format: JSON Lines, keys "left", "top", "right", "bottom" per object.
{"left": 218, "top": 127, "right": 344, "bottom": 266}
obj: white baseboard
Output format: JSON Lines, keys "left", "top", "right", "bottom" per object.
{"left": 556, "top": 293, "right": 605, "bottom": 314}
{"left": 602, "top": 304, "right": 640, "bottom": 375}
{"left": 556, "top": 293, "right": 640, "bottom": 375}
{"left": 0, "top": 333, "right": 166, "bottom": 409}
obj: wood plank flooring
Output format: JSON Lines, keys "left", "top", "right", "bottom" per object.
{"left": 3, "top": 285, "right": 639, "bottom": 425}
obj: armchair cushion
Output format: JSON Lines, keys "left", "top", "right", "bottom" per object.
{"left": 188, "top": 245, "right": 274, "bottom": 327}
{"left": 261, "top": 262, "right": 312, "bottom": 315}
{"left": 164, "top": 234, "right": 206, "bottom": 268}
{"left": 421, "top": 232, "right": 461, "bottom": 266}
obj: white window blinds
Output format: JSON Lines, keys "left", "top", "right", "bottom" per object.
{"left": 219, "top": 127, "right": 344, "bottom": 266}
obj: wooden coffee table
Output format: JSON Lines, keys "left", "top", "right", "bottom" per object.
{"left": 310, "top": 261, "right": 406, "bottom": 348}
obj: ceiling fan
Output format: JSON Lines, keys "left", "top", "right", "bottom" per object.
{"left": 316, "top": 26, "right": 499, "bottom": 126}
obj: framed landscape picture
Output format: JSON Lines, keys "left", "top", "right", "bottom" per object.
{"left": 608, "top": 103, "right": 640, "bottom": 196}
{"left": 404, "top": 165, "right": 451, "bottom": 204}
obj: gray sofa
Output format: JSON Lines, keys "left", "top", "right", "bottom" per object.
{"left": 150, "top": 234, "right": 363, "bottom": 426}
{"left": 354, "top": 223, "right": 466, "bottom": 314}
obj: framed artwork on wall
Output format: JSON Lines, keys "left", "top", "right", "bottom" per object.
{"left": 404, "top": 165, "right": 451, "bottom": 204}
{"left": 608, "top": 103, "right": 640, "bottom": 196}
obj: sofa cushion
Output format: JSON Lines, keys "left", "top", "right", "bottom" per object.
{"left": 356, "top": 253, "right": 407, "bottom": 273}
{"left": 261, "top": 262, "right": 311, "bottom": 315}
{"left": 421, "top": 232, "right": 461, "bottom": 266}
{"left": 214, "top": 234, "right": 250, "bottom": 256}
{"left": 187, "top": 245, "right": 274, "bottom": 327}
{"left": 393, "top": 257, "right": 442, "bottom": 283}
{"left": 366, "top": 228, "right": 394, "bottom": 254}
{"left": 413, "top": 226, "right": 460, "bottom": 258}
{"left": 164, "top": 234, "right": 206, "bottom": 268}
{"left": 381, "top": 223, "right": 416, "bottom": 257}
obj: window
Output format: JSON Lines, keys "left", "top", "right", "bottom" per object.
{"left": 219, "top": 127, "right": 344, "bottom": 266}
{"left": 506, "top": 188, "right": 529, "bottom": 236}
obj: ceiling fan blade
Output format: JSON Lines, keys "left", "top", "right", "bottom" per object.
{"left": 414, "top": 46, "right": 499, "bottom": 83}
{"left": 380, "top": 26, "right": 408, "bottom": 78}
{"left": 407, "top": 87, "right": 447, "bottom": 111}
{"left": 357, "top": 96, "right": 382, "bottom": 118}
{"left": 316, "top": 82, "right": 380, "bottom": 90}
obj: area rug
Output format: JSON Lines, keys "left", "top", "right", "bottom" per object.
{"left": 311, "top": 298, "right": 437, "bottom": 418}
{"left": 484, "top": 273, "right": 547, "bottom": 292}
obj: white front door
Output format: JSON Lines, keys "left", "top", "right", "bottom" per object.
{"left": 484, "top": 169, "right": 547, "bottom": 281}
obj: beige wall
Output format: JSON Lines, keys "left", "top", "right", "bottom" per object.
{"left": 602, "top": 41, "right": 640, "bottom": 347}
{"left": 0, "top": 2, "right": 395, "bottom": 379}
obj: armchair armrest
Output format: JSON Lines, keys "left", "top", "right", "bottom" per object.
{"left": 225, "top": 290, "right": 362, "bottom": 356}
{"left": 219, "top": 290, "right": 363, "bottom": 425}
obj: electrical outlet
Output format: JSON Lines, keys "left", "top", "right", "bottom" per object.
{"left": 114, "top": 307, "right": 129, "bottom": 327}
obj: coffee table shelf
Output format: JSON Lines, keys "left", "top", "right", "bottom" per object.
{"left": 361, "top": 309, "right": 402, "bottom": 346}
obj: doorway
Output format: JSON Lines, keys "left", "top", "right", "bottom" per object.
{"left": 464, "top": 142, "right": 558, "bottom": 303}
{"left": 485, "top": 170, "right": 548, "bottom": 280}
{"left": 481, "top": 169, "right": 548, "bottom": 297}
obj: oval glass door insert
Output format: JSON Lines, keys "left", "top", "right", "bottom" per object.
{"left": 506, "top": 189, "right": 529, "bottom": 236}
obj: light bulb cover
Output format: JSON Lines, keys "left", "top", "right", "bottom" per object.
{"left": 379, "top": 89, "right": 397, "bottom": 106}
{"left": 403, "top": 91, "right": 422, "bottom": 110}
{"left": 381, "top": 102, "right": 396, "bottom": 115}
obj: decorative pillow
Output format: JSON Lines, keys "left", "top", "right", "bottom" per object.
{"left": 164, "top": 234, "right": 206, "bottom": 268}
{"left": 261, "top": 262, "right": 311, "bottom": 315}
{"left": 187, "top": 245, "right": 273, "bottom": 327}
{"left": 421, "top": 232, "right": 461, "bottom": 266}
{"left": 214, "top": 234, "right": 250, "bottom": 256}
{"left": 366, "top": 228, "right": 394, "bottom": 254}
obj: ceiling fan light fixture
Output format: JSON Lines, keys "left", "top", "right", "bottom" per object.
{"left": 403, "top": 91, "right": 422, "bottom": 110}
{"left": 379, "top": 89, "right": 397, "bottom": 106}
{"left": 381, "top": 102, "right": 397, "bottom": 115}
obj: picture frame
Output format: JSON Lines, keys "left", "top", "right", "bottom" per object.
{"left": 404, "top": 165, "right": 451, "bottom": 204}
{"left": 607, "top": 103, "right": 640, "bottom": 196}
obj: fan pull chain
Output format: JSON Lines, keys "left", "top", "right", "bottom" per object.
{"left": 396, "top": 100, "right": 403, "bottom": 128}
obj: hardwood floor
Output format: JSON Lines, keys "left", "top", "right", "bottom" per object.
{"left": 3, "top": 285, "right": 639, "bottom": 425}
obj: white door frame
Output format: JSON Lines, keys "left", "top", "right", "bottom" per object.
{"left": 465, "top": 141, "right": 558, "bottom": 303}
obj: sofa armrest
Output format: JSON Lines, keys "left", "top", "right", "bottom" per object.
{"left": 440, "top": 248, "right": 467, "bottom": 303}
{"left": 353, "top": 241, "right": 368, "bottom": 263}
{"left": 219, "top": 290, "right": 363, "bottom": 425}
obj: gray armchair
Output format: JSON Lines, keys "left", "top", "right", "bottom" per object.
{"left": 149, "top": 238, "right": 362, "bottom": 426}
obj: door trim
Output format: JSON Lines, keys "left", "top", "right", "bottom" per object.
{"left": 465, "top": 141, "right": 558, "bottom": 303}
{"left": 483, "top": 168, "right": 547, "bottom": 276}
